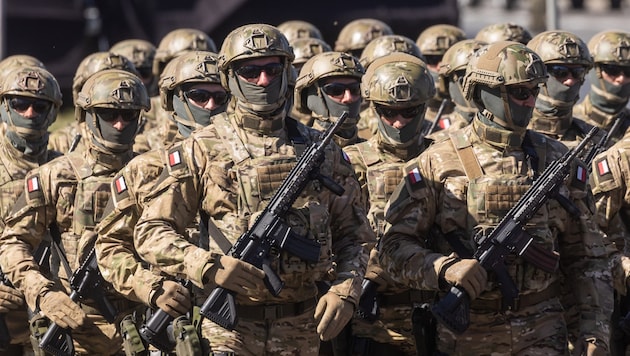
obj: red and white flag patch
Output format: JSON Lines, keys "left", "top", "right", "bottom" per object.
{"left": 169, "top": 150, "right": 182, "bottom": 167}
{"left": 27, "top": 176, "right": 40, "bottom": 192}
{"left": 597, "top": 159, "right": 610, "bottom": 176}
{"left": 439, "top": 118, "right": 451, "bottom": 129}
{"left": 115, "top": 176, "right": 127, "bottom": 194}
{"left": 408, "top": 167, "right": 422, "bottom": 184}
{"left": 576, "top": 165, "right": 587, "bottom": 183}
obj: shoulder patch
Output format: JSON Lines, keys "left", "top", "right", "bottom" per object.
{"left": 596, "top": 157, "right": 611, "bottom": 177}
{"left": 439, "top": 117, "right": 451, "bottom": 130}
{"left": 114, "top": 175, "right": 128, "bottom": 194}
{"left": 27, "top": 175, "right": 40, "bottom": 193}
{"left": 342, "top": 150, "right": 351, "bottom": 164}
{"left": 168, "top": 149, "right": 182, "bottom": 167}
{"left": 405, "top": 162, "right": 426, "bottom": 191}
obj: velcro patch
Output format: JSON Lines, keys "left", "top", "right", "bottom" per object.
{"left": 408, "top": 167, "right": 422, "bottom": 184}
{"left": 596, "top": 158, "right": 611, "bottom": 176}
{"left": 168, "top": 150, "right": 182, "bottom": 167}
{"left": 575, "top": 165, "right": 588, "bottom": 183}
{"left": 27, "top": 176, "right": 40, "bottom": 193}
{"left": 114, "top": 175, "right": 127, "bottom": 194}
{"left": 439, "top": 118, "right": 451, "bottom": 129}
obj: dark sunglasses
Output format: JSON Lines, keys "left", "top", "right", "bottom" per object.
{"left": 185, "top": 89, "right": 228, "bottom": 105}
{"left": 507, "top": 86, "right": 540, "bottom": 101}
{"left": 234, "top": 62, "right": 284, "bottom": 79}
{"left": 546, "top": 65, "right": 586, "bottom": 80}
{"left": 321, "top": 82, "right": 361, "bottom": 97}
{"left": 93, "top": 108, "right": 140, "bottom": 122}
{"left": 8, "top": 96, "right": 52, "bottom": 114}
{"left": 375, "top": 104, "right": 425, "bottom": 119}
{"left": 600, "top": 64, "right": 630, "bottom": 77}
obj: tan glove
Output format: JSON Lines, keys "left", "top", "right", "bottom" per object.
{"left": 0, "top": 284, "right": 24, "bottom": 313}
{"left": 442, "top": 258, "right": 487, "bottom": 300}
{"left": 314, "top": 292, "right": 354, "bottom": 341}
{"left": 204, "top": 255, "right": 265, "bottom": 295}
{"left": 152, "top": 280, "right": 191, "bottom": 317}
{"left": 39, "top": 290, "right": 86, "bottom": 329}
{"left": 572, "top": 340, "right": 607, "bottom": 356}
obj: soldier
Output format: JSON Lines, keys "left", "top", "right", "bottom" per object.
{"left": 415, "top": 24, "right": 467, "bottom": 127}
{"left": 573, "top": 30, "right": 630, "bottom": 145}
{"left": 95, "top": 50, "right": 226, "bottom": 356}
{"left": 433, "top": 39, "right": 487, "bottom": 135}
{"left": 110, "top": 39, "right": 158, "bottom": 96}
{"left": 334, "top": 18, "right": 394, "bottom": 59}
{"left": 0, "top": 65, "right": 62, "bottom": 355}
{"left": 379, "top": 41, "right": 613, "bottom": 355}
{"left": 0, "top": 69, "right": 150, "bottom": 355}
{"left": 526, "top": 30, "right": 595, "bottom": 148}
{"left": 356, "top": 34, "right": 426, "bottom": 139}
{"left": 47, "top": 51, "right": 139, "bottom": 154}
{"left": 132, "top": 23, "right": 374, "bottom": 355}
{"left": 0, "top": 54, "right": 45, "bottom": 78}
{"left": 291, "top": 37, "right": 332, "bottom": 73}
{"left": 342, "top": 53, "right": 436, "bottom": 354}
{"left": 277, "top": 20, "right": 324, "bottom": 43}
{"left": 293, "top": 51, "right": 365, "bottom": 148}
{"left": 474, "top": 22, "right": 533, "bottom": 45}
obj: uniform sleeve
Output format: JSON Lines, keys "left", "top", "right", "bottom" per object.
{"left": 134, "top": 139, "right": 214, "bottom": 288}
{"left": 326, "top": 147, "right": 375, "bottom": 306}
{"left": 342, "top": 145, "right": 369, "bottom": 211}
{"left": 95, "top": 169, "right": 164, "bottom": 306}
{"left": 0, "top": 169, "right": 57, "bottom": 310}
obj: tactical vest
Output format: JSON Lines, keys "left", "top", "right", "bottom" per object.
{"left": 210, "top": 114, "right": 334, "bottom": 283}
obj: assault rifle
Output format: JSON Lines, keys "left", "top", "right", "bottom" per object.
{"left": 422, "top": 98, "right": 449, "bottom": 137}
{"left": 432, "top": 126, "right": 599, "bottom": 334}
{"left": 199, "top": 113, "right": 348, "bottom": 330}
{"left": 582, "top": 114, "right": 625, "bottom": 167}
{"left": 39, "top": 248, "right": 117, "bottom": 356}
{"left": 0, "top": 269, "right": 12, "bottom": 351}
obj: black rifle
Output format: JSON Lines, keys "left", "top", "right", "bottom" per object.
{"left": 582, "top": 115, "right": 624, "bottom": 167}
{"left": 199, "top": 113, "right": 348, "bottom": 330}
{"left": 39, "top": 248, "right": 117, "bottom": 356}
{"left": 0, "top": 268, "right": 12, "bottom": 351}
{"left": 355, "top": 278, "right": 379, "bottom": 322}
{"left": 432, "top": 126, "right": 599, "bottom": 334}
{"left": 422, "top": 98, "right": 449, "bottom": 137}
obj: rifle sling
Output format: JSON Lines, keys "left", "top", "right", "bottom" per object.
{"left": 448, "top": 132, "right": 482, "bottom": 180}
{"left": 49, "top": 223, "right": 74, "bottom": 283}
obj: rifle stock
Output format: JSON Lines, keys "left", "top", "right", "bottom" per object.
{"left": 432, "top": 127, "right": 599, "bottom": 334}
{"left": 199, "top": 113, "right": 348, "bottom": 330}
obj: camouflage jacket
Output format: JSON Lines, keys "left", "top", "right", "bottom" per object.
{"left": 134, "top": 108, "right": 374, "bottom": 306}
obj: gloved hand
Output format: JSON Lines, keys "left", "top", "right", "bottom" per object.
{"left": 39, "top": 290, "right": 86, "bottom": 329}
{"left": 0, "top": 284, "right": 24, "bottom": 313}
{"left": 314, "top": 292, "right": 354, "bottom": 341}
{"left": 442, "top": 258, "right": 487, "bottom": 300}
{"left": 572, "top": 340, "right": 607, "bottom": 356}
{"left": 152, "top": 280, "right": 191, "bottom": 317}
{"left": 204, "top": 255, "right": 265, "bottom": 295}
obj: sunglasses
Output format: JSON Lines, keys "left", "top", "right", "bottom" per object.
{"left": 185, "top": 89, "right": 228, "bottom": 105}
{"left": 600, "top": 64, "right": 630, "bottom": 77}
{"left": 507, "top": 86, "right": 540, "bottom": 101}
{"left": 375, "top": 104, "right": 425, "bottom": 119}
{"left": 234, "top": 62, "right": 284, "bottom": 79}
{"left": 546, "top": 65, "right": 586, "bottom": 80}
{"left": 321, "top": 82, "right": 361, "bottom": 97}
{"left": 93, "top": 108, "right": 140, "bottom": 122}
{"left": 9, "top": 96, "right": 52, "bottom": 114}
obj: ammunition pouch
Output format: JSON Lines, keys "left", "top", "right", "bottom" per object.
{"left": 172, "top": 315, "right": 202, "bottom": 356}
{"left": 121, "top": 313, "right": 148, "bottom": 356}
{"left": 29, "top": 313, "right": 49, "bottom": 356}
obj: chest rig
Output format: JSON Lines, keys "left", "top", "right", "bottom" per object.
{"left": 355, "top": 143, "right": 404, "bottom": 238}
{"left": 212, "top": 114, "right": 333, "bottom": 280}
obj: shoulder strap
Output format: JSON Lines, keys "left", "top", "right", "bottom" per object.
{"left": 448, "top": 132, "right": 483, "bottom": 180}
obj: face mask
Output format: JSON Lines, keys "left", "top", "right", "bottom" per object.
{"left": 479, "top": 86, "right": 532, "bottom": 130}
{"left": 589, "top": 70, "right": 630, "bottom": 113}
{"left": 544, "top": 75, "right": 582, "bottom": 104}
{"left": 172, "top": 94, "right": 215, "bottom": 128}
{"left": 235, "top": 75, "right": 284, "bottom": 106}
{"left": 377, "top": 112, "right": 423, "bottom": 144}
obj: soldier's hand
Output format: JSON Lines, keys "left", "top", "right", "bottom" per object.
{"left": 572, "top": 340, "right": 607, "bottom": 356}
{"left": 442, "top": 258, "right": 487, "bottom": 300}
{"left": 153, "top": 280, "right": 191, "bottom": 317}
{"left": 314, "top": 292, "right": 354, "bottom": 341}
{"left": 205, "top": 255, "right": 265, "bottom": 295}
{"left": 0, "top": 284, "right": 24, "bottom": 313}
{"left": 39, "top": 290, "right": 86, "bottom": 329}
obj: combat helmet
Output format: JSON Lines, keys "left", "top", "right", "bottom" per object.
{"left": 363, "top": 53, "right": 435, "bottom": 146}
{"left": 334, "top": 18, "right": 394, "bottom": 57}
{"left": 437, "top": 39, "right": 487, "bottom": 98}
{"left": 528, "top": 30, "right": 592, "bottom": 68}
{"left": 72, "top": 52, "right": 139, "bottom": 104}
{"left": 416, "top": 24, "right": 466, "bottom": 65}
{"left": 474, "top": 22, "right": 532, "bottom": 45}
{"left": 588, "top": 30, "right": 630, "bottom": 65}
{"left": 110, "top": 39, "right": 158, "bottom": 95}
{"left": 587, "top": 30, "right": 630, "bottom": 110}
{"left": 277, "top": 20, "right": 324, "bottom": 42}
{"left": 292, "top": 37, "right": 332, "bottom": 71}
{"left": 153, "top": 28, "right": 218, "bottom": 78}
{"left": 0, "top": 55, "right": 45, "bottom": 79}
{"left": 359, "top": 35, "right": 425, "bottom": 70}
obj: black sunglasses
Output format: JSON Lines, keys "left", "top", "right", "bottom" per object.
{"left": 375, "top": 104, "right": 425, "bottom": 119}
{"left": 547, "top": 65, "right": 586, "bottom": 80}
{"left": 507, "top": 86, "right": 540, "bottom": 101}
{"left": 600, "top": 64, "right": 630, "bottom": 77}
{"left": 9, "top": 96, "right": 52, "bottom": 114}
{"left": 321, "top": 82, "right": 361, "bottom": 97}
{"left": 185, "top": 89, "right": 228, "bottom": 105}
{"left": 234, "top": 62, "right": 284, "bottom": 79}
{"left": 93, "top": 108, "right": 140, "bottom": 123}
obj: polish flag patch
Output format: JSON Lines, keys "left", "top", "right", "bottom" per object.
{"left": 27, "top": 176, "right": 39, "bottom": 192}
{"left": 115, "top": 176, "right": 127, "bottom": 194}
{"left": 597, "top": 159, "right": 610, "bottom": 176}
{"left": 576, "top": 165, "right": 587, "bottom": 183}
{"left": 169, "top": 150, "right": 182, "bottom": 167}
{"left": 439, "top": 118, "right": 451, "bottom": 129}
{"left": 408, "top": 167, "right": 422, "bottom": 184}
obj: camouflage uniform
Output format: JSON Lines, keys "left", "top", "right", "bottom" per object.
{"left": 379, "top": 41, "right": 613, "bottom": 355}
{"left": 294, "top": 51, "right": 365, "bottom": 148}
{"left": 343, "top": 53, "right": 435, "bottom": 355}
{"left": 0, "top": 65, "right": 62, "bottom": 353}
{"left": 133, "top": 24, "right": 374, "bottom": 355}
{"left": 0, "top": 69, "right": 150, "bottom": 355}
